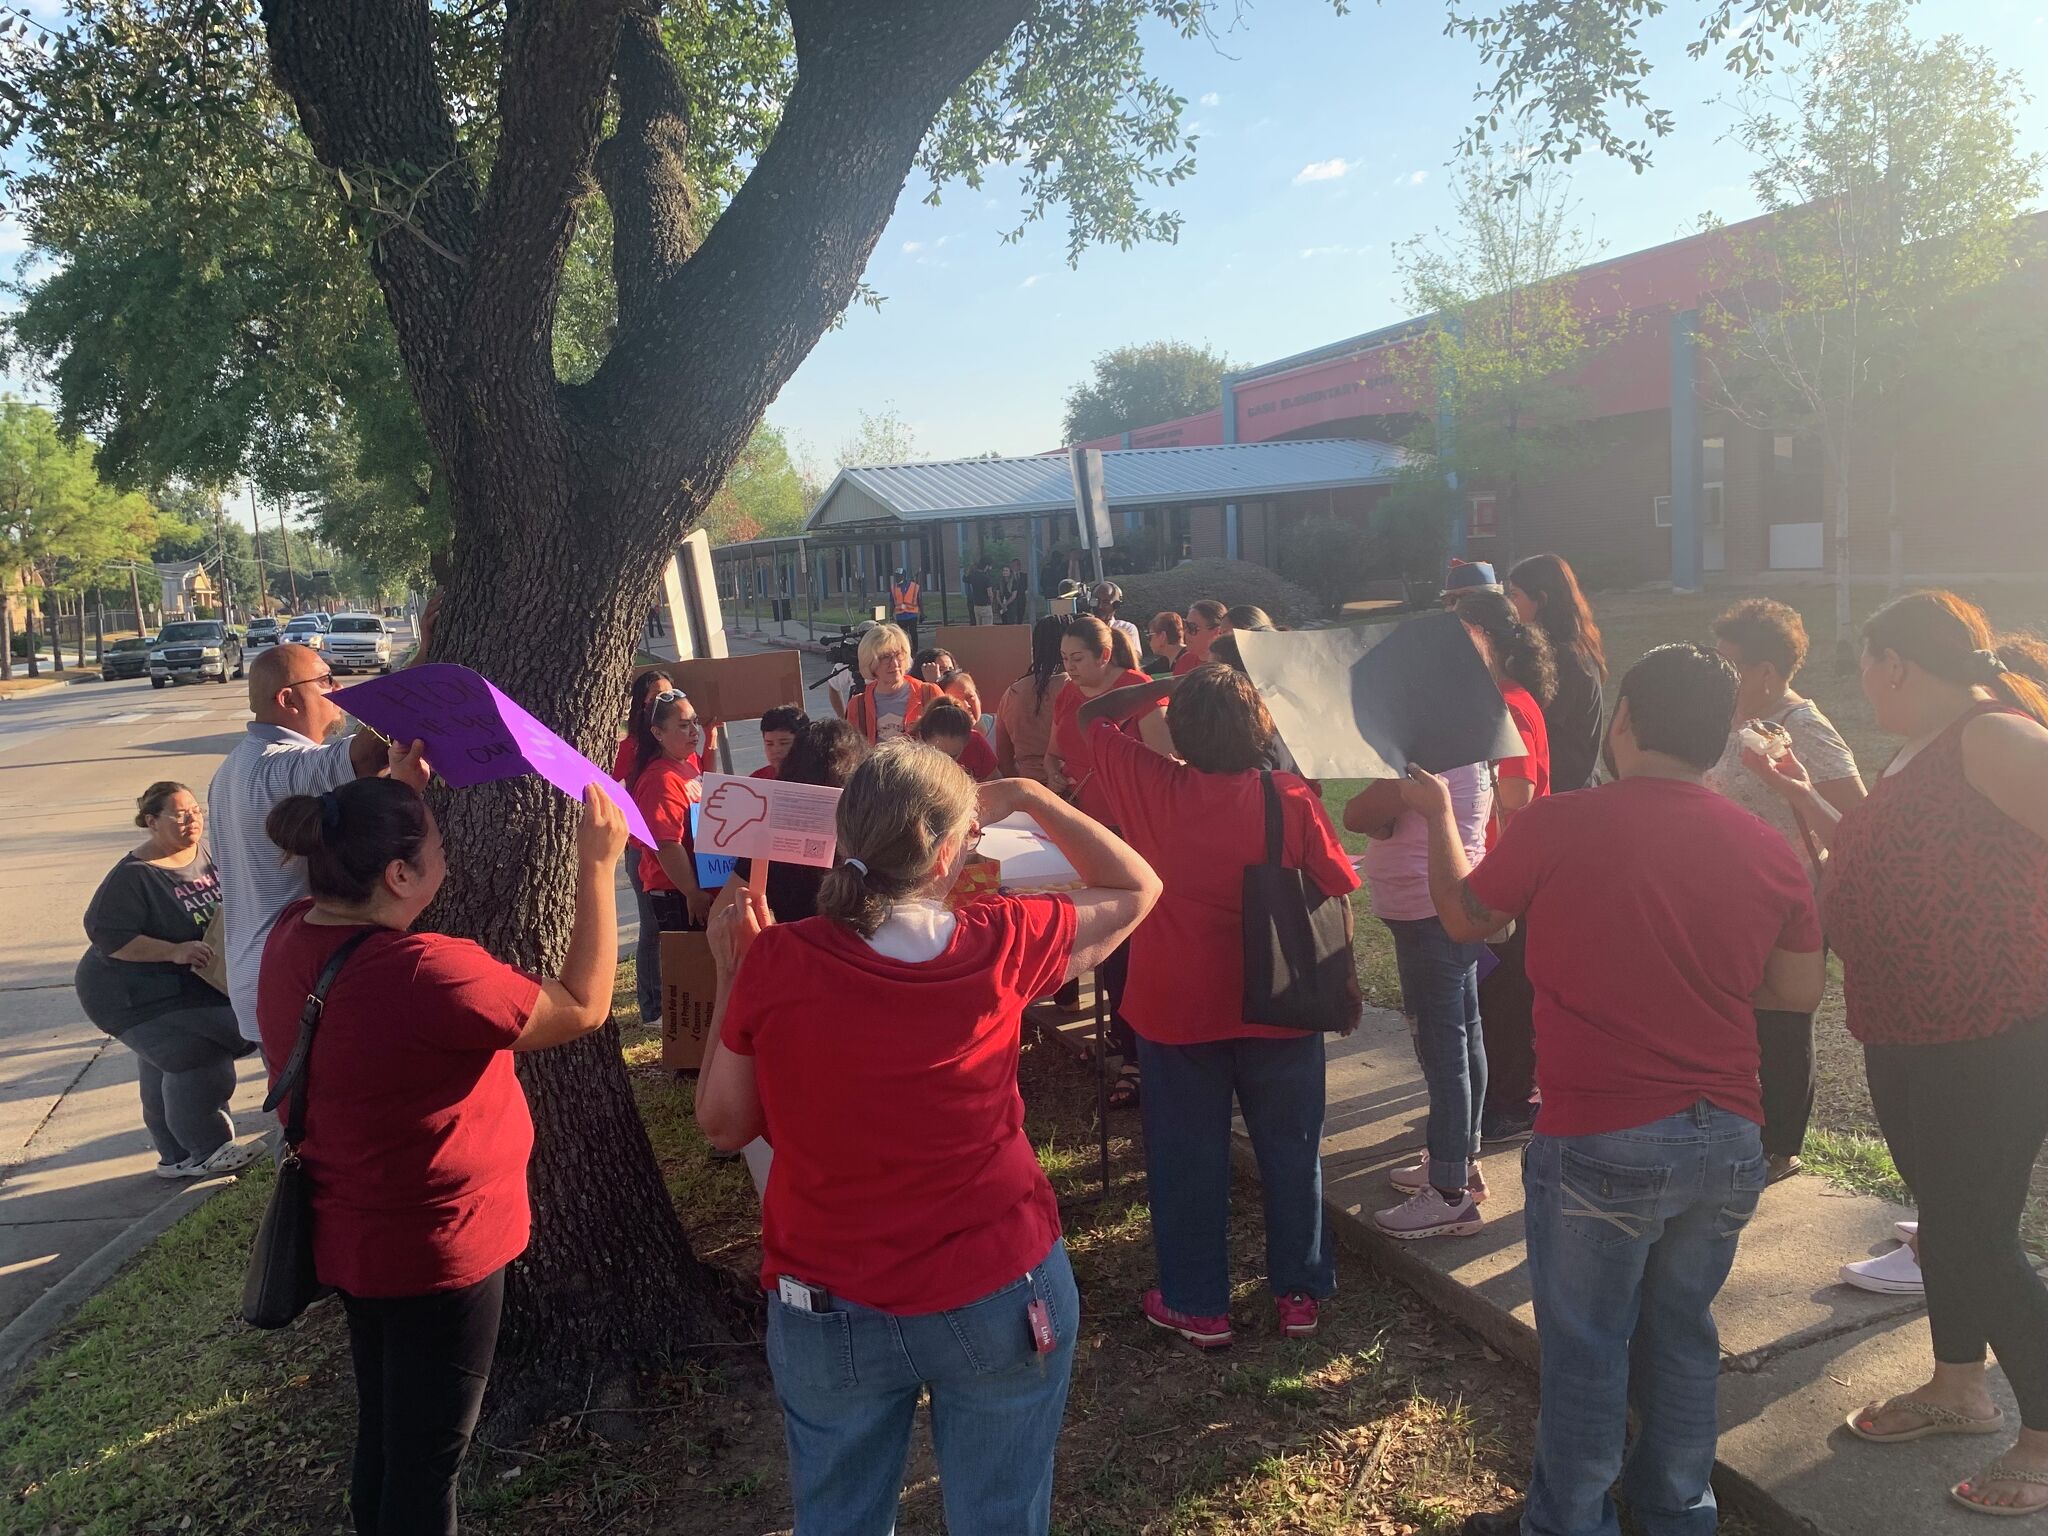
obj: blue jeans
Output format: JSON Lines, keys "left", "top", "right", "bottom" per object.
{"left": 1136, "top": 1031, "right": 1335, "bottom": 1317}
{"left": 765, "top": 1240, "right": 1079, "bottom": 1536}
{"left": 626, "top": 859, "right": 660, "bottom": 1025}
{"left": 1521, "top": 1102, "right": 1767, "bottom": 1536}
{"left": 1385, "top": 917, "right": 1488, "bottom": 1191}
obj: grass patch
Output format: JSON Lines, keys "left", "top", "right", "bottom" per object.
{"left": 1795, "top": 1130, "right": 1909, "bottom": 1208}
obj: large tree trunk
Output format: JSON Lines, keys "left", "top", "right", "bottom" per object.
{"left": 261, "top": 0, "right": 1033, "bottom": 1435}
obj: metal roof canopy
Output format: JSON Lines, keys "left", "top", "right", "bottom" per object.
{"left": 805, "top": 437, "right": 1410, "bottom": 531}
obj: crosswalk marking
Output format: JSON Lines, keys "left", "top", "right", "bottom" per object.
{"left": 103, "top": 713, "right": 146, "bottom": 725}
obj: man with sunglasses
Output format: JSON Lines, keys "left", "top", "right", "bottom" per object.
{"left": 208, "top": 633, "right": 435, "bottom": 1050}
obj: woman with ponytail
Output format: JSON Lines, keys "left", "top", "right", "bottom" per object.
{"left": 1748, "top": 592, "right": 2048, "bottom": 1514}
{"left": 693, "top": 743, "right": 1158, "bottom": 1535}
{"left": 257, "top": 778, "right": 627, "bottom": 1536}
{"left": 994, "top": 614, "right": 1072, "bottom": 783}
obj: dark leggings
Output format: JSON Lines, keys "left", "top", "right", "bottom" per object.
{"left": 1480, "top": 925, "right": 1535, "bottom": 1113}
{"left": 1755, "top": 1008, "right": 1816, "bottom": 1159}
{"left": 1865, "top": 1024, "right": 2048, "bottom": 1430}
{"left": 339, "top": 1268, "right": 506, "bottom": 1535}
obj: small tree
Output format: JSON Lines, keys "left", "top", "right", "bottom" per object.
{"left": 1061, "top": 339, "right": 1234, "bottom": 443}
{"left": 1697, "top": 0, "right": 2042, "bottom": 654}
{"left": 1392, "top": 149, "right": 1601, "bottom": 566}
{"left": 1279, "top": 516, "right": 1375, "bottom": 614}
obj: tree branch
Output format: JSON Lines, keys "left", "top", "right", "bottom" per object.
{"left": 586, "top": 0, "right": 1028, "bottom": 488}
{"left": 259, "top": 0, "right": 479, "bottom": 416}
{"left": 458, "top": 0, "right": 630, "bottom": 383}
{"left": 597, "top": 3, "right": 698, "bottom": 340}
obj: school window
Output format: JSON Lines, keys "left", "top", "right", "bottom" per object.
{"left": 1653, "top": 494, "right": 1673, "bottom": 528}
{"left": 1467, "top": 494, "right": 1499, "bottom": 538}
{"left": 1701, "top": 437, "right": 1726, "bottom": 530}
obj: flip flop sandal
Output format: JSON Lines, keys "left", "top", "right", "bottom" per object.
{"left": 1952, "top": 1465, "right": 2048, "bottom": 1518}
{"left": 1845, "top": 1397, "right": 2007, "bottom": 1443}
{"left": 1107, "top": 1069, "right": 1141, "bottom": 1111}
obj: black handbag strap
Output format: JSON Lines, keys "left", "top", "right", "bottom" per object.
{"left": 260, "top": 928, "right": 377, "bottom": 1142}
{"left": 1261, "top": 770, "right": 1284, "bottom": 866}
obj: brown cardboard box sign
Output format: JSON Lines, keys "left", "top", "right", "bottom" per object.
{"left": 660, "top": 930, "right": 721, "bottom": 1071}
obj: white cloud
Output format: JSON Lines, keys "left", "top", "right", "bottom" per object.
{"left": 1408, "top": 169, "right": 1429, "bottom": 185}
{"left": 0, "top": 214, "right": 25, "bottom": 257}
{"left": 1299, "top": 244, "right": 1363, "bottom": 260}
{"left": 1199, "top": 91, "right": 1221, "bottom": 107}
{"left": 901, "top": 240, "right": 925, "bottom": 255}
{"left": 1293, "top": 157, "right": 1351, "bottom": 185}
{"left": 1020, "top": 273, "right": 1046, "bottom": 289}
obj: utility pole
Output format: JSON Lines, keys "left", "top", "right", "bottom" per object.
{"left": 211, "top": 497, "right": 238, "bottom": 624}
{"left": 275, "top": 496, "right": 301, "bottom": 612}
{"left": 127, "top": 562, "right": 147, "bottom": 637}
{"left": 247, "top": 483, "right": 269, "bottom": 616}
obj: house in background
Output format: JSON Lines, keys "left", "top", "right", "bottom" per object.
{"left": 154, "top": 559, "right": 217, "bottom": 619}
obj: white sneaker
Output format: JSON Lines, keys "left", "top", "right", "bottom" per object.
{"left": 1374, "top": 1186, "right": 1483, "bottom": 1240}
{"left": 184, "top": 1138, "right": 265, "bottom": 1178}
{"left": 153, "top": 1157, "right": 194, "bottom": 1180}
{"left": 1389, "top": 1160, "right": 1489, "bottom": 1203}
{"left": 1895, "top": 1219, "right": 1918, "bottom": 1243}
{"left": 1840, "top": 1244, "right": 1924, "bottom": 1295}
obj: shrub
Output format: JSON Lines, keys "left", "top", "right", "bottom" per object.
{"left": 1116, "top": 559, "right": 1321, "bottom": 628}
{"left": 1278, "top": 516, "right": 1376, "bottom": 614}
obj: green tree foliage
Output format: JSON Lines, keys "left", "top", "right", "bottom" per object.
{"left": 699, "top": 423, "right": 809, "bottom": 545}
{"left": 837, "top": 405, "right": 921, "bottom": 470}
{"left": 1060, "top": 339, "right": 1233, "bottom": 443}
{"left": 1696, "top": 0, "right": 2043, "bottom": 641}
{"left": 1392, "top": 149, "right": 1600, "bottom": 566}
{"left": 1278, "top": 514, "right": 1376, "bottom": 613}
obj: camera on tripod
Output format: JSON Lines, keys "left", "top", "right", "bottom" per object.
{"left": 814, "top": 620, "right": 876, "bottom": 699}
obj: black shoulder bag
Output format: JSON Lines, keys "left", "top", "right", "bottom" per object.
{"left": 241, "top": 929, "right": 375, "bottom": 1329}
{"left": 1241, "top": 772, "right": 1357, "bottom": 1032}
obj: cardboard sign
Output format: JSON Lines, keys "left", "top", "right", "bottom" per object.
{"left": 333, "top": 664, "right": 654, "bottom": 845}
{"left": 631, "top": 650, "right": 803, "bottom": 725}
{"left": 927, "top": 625, "right": 1033, "bottom": 695}
{"left": 1232, "top": 613, "right": 1525, "bottom": 780}
{"left": 694, "top": 773, "right": 841, "bottom": 868}
{"left": 976, "top": 812, "right": 1081, "bottom": 889}
{"left": 660, "top": 930, "right": 720, "bottom": 1071}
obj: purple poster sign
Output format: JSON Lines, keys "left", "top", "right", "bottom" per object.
{"left": 333, "top": 664, "right": 654, "bottom": 846}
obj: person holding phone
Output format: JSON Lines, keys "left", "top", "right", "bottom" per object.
{"left": 695, "top": 743, "right": 1158, "bottom": 1536}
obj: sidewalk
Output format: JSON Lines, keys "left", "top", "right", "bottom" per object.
{"left": 1270, "top": 1008, "right": 2014, "bottom": 1535}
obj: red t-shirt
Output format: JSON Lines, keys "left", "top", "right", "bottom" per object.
{"left": 1088, "top": 722, "right": 1360, "bottom": 1045}
{"left": 1050, "top": 669, "right": 1153, "bottom": 823}
{"left": 955, "top": 729, "right": 999, "bottom": 782}
{"left": 1466, "top": 778, "right": 1821, "bottom": 1136}
{"left": 614, "top": 736, "right": 699, "bottom": 786}
{"left": 632, "top": 755, "right": 701, "bottom": 891}
{"left": 1498, "top": 681, "right": 1552, "bottom": 797}
{"left": 749, "top": 763, "right": 778, "bottom": 780}
{"left": 1172, "top": 648, "right": 1204, "bottom": 677}
{"left": 720, "top": 894, "right": 1076, "bottom": 1314}
{"left": 257, "top": 902, "right": 541, "bottom": 1298}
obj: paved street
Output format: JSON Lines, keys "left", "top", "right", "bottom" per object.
{"left": 0, "top": 628, "right": 828, "bottom": 1339}
{"left": 0, "top": 669, "right": 271, "bottom": 1332}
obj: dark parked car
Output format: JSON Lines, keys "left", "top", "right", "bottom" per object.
{"left": 100, "top": 636, "right": 154, "bottom": 682}
{"left": 149, "top": 620, "right": 244, "bottom": 688}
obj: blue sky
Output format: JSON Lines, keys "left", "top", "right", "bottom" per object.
{"left": 4, "top": 0, "right": 2044, "bottom": 476}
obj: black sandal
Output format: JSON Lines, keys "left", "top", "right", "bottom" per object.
{"left": 1107, "top": 1066, "right": 1141, "bottom": 1111}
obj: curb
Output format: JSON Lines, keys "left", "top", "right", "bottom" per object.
{"left": 0, "top": 680, "right": 67, "bottom": 700}
{"left": 0, "top": 1171, "right": 244, "bottom": 1384}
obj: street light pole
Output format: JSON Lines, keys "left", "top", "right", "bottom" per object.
{"left": 274, "top": 496, "right": 300, "bottom": 611}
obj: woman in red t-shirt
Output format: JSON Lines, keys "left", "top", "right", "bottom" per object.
{"left": 1079, "top": 665, "right": 1362, "bottom": 1348}
{"left": 615, "top": 670, "right": 674, "bottom": 1024}
{"left": 1750, "top": 593, "right": 2048, "bottom": 1514}
{"left": 915, "top": 698, "right": 1000, "bottom": 780}
{"left": 1450, "top": 590, "right": 1557, "bottom": 1142}
{"left": 1048, "top": 615, "right": 1171, "bottom": 1105}
{"left": 694, "top": 742, "right": 1158, "bottom": 1534}
{"left": 257, "top": 778, "right": 628, "bottom": 1536}
{"left": 629, "top": 689, "right": 712, "bottom": 933}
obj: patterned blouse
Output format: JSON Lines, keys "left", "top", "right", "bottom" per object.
{"left": 1822, "top": 705, "right": 2048, "bottom": 1046}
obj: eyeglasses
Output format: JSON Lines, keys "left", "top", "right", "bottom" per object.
{"left": 964, "top": 822, "right": 983, "bottom": 853}
{"left": 162, "top": 809, "right": 205, "bottom": 822}
{"left": 284, "top": 672, "right": 336, "bottom": 694}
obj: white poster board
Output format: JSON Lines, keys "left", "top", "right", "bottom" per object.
{"left": 696, "top": 774, "right": 841, "bottom": 868}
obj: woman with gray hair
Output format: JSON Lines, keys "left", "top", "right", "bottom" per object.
{"left": 695, "top": 741, "right": 1158, "bottom": 1535}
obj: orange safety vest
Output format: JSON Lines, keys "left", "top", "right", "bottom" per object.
{"left": 891, "top": 581, "right": 921, "bottom": 616}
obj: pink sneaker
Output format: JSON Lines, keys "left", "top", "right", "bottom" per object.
{"left": 1276, "top": 1292, "right": 1320, "bottom": 1338}
{"left": 1389, "top": 1159, "right": 1489, "bottom": 1203}
{"left": 1142, "top": 1289, "right": 1234, "bottom": 1349}
{"left": 1373, "top": 1186, "right": 1484, "bottom": 1240}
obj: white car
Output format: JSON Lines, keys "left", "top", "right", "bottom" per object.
{"left": 326, "top": 613, "right": 394, "bottom": 674}
{"left": 280, "top": 615, "right": 328, "bottom": 653}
